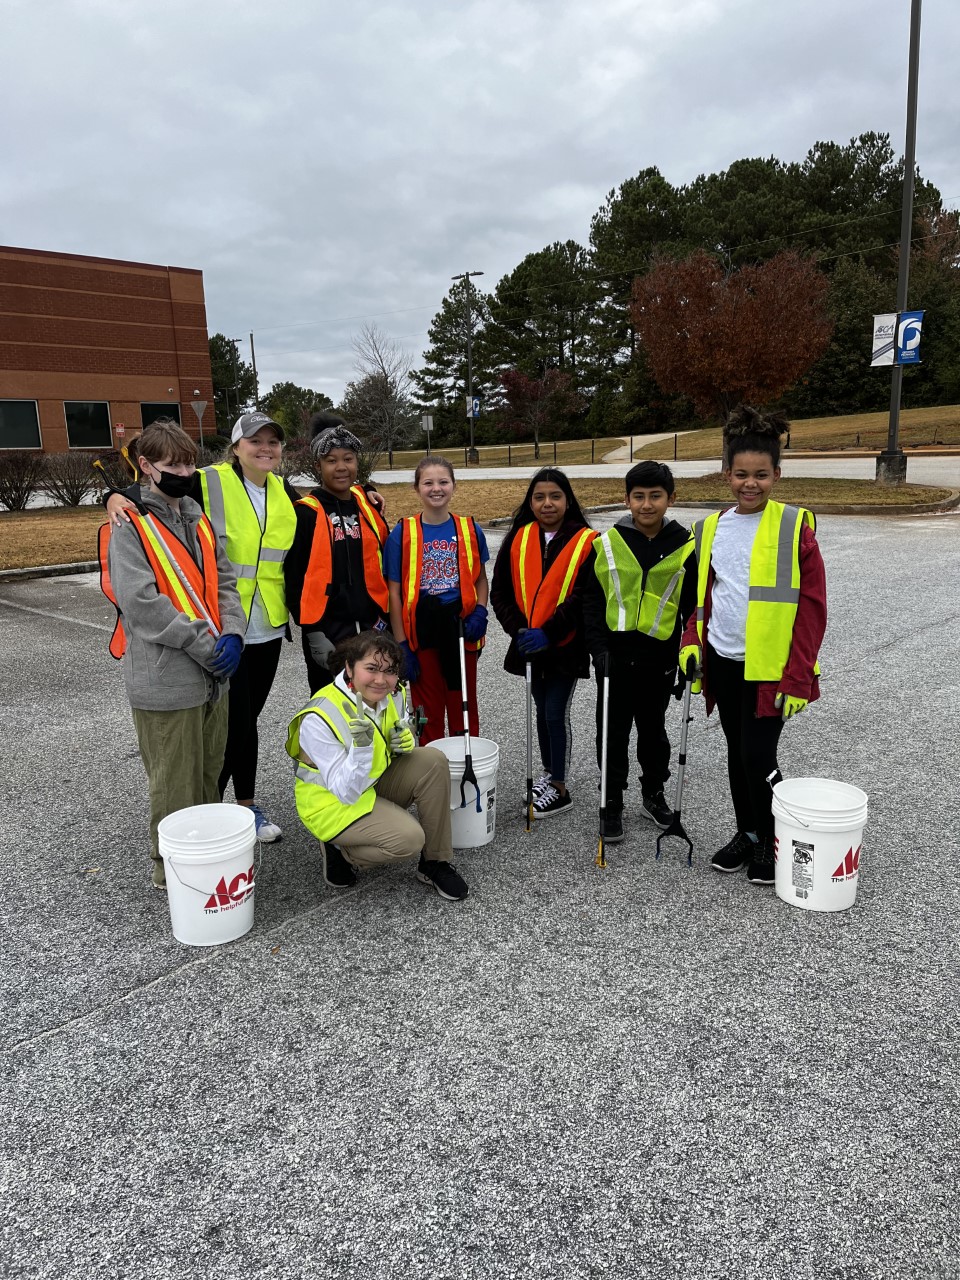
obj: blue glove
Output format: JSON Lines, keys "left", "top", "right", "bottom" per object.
{"left": 211, "top": 634, "right": 243, "bottom": 677}
{"left": 462, "top": 603, "right": 488, "bottom": 643}
{"left": 399, "top": 640, "right": 420, "bottom": 684}
{"left": 517, "top": 627, "right": 549, "bottom": 655}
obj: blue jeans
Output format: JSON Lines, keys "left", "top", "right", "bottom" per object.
{"left": 531, "top": 669, "right": 578, "bottom": 784}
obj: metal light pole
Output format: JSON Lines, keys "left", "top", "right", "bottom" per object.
{"left": 877, "top": 0, "right": 922, "bottom": 486}
{"left": 249, "top": 331, "right": 260, "bottom": 410}
{"left": 452, "top": 270, "right": 484, "bottom": 463}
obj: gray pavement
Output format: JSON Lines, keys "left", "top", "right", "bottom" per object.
{"left": 1, "top": 506, "right": 958, "bottom": 1278}
{"left": 373, "top": 454, "right": 960, "bottom": 488}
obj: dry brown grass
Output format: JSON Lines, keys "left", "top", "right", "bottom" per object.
{"left": 635, "top": 404, "right": 960, "bottom": 461}
{"left": 387, "top": 436, "right": 626, "bottom": 469}
{"left": 1, "top": 474, "right": 952, "bottom": 573}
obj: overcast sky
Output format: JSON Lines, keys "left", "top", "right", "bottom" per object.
{"left": 4, "top": 0, "right": 957, "bottom": 403}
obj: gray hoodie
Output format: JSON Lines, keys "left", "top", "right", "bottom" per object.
{"left": 106, "top": 489, "right": 247, "bottom": 711}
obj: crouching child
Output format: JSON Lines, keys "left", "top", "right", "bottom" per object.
{"left": 286, "top": 631, "right": 469, "bottom": 901}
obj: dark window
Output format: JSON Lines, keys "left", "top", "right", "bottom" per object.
{"left": 140, "top": 402, "right": 181, "bottom": 429}
{"left": 0, "top": 400, "right": 42, "bottom": 449}
{"left": 65, "top": 402, "right": 112, "bottom": 449}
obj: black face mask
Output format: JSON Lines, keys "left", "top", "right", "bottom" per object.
{"left": 149, "top": 467, "right": 194, "bottom": 499}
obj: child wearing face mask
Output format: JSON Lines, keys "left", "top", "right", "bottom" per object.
{"left": 98, "top": 419, "right": 246, "bottom": 890}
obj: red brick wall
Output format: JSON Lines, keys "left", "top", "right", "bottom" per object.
{"left": 0, "top": 246, "right": 215, "bottom": 449}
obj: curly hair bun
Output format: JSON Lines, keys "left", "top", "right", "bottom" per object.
{"left": 722, "top": 405, "right": 788, "bottom": 443}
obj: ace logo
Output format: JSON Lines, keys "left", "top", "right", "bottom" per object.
{"left": 204, "top": 866, "right": 255, "bottom": 912}
{"left": 831, "top": 845, "right": 861, "bottom": 882}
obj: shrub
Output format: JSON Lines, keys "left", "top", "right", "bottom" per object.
{"left": 43, "top": 451, "right": 99, "bottom": 506}
{"left": 0, "top": 450, "right": 46, "bottom": 511}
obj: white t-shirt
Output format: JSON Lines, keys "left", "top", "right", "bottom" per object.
{"left": 242, "top": 477, "right": 286, "bottom": 646}
{"left": 708, "top": 508, "right": 763, "bottom": 660}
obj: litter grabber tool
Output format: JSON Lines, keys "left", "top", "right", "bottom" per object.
{"left": 596, "top": 657, "right": 610, "bottom": 869}
{"left": 525, "top": 660, "right": 534, "bottom": 832}
{"left": 656, "top": 665, "right": 696, "bottom": 866}
{"left": 405, "top": 681, "right": 428, "bottom": 740}
{"left": 457, "top": 618, "right": 481, "bottom": 812}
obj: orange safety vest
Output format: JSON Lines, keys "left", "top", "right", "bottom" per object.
{"left": 399, "top": 513, "right": 484, "bottom": 651}
{"left": 510, "top": 522, "right": 597, "bottom": 645}
{"left": 99, "top": 512, "right": 222, "bottom": 660}
{"left": 297, "top": 486, "right": 389, "bottom": 626}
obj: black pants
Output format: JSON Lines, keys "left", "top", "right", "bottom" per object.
{"left": 707, "top": 643, "right": 783, "bottom": 839}
{"left": 595, "top": 655, "right": 675, "bottom": 803}
{"left": 218, "top": 637, "right": 283, "bottom": 803}
{"left": 301, "top": 631, "right": 332, "bottom": 698}
{"left": 531, "top": 669, "right": 578, "bottom": 783}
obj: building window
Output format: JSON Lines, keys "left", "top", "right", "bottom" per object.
{"left": 65, "top": 401, "right": 112, "bottom": 449}
{"left": 141, "top": 403, "right": 181, "bottom": 429}
{"left": 0, "top": 400, "right": 42, "bottom": 449}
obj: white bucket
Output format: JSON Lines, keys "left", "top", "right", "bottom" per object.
{"left": 158, "top": 803, "right": 257, "bottom": 946}
{"left": 431, "top": 736, "right": 500, "bottom": 849}
{"left": 772, "top": 777, "right": 868, "bottom": 913}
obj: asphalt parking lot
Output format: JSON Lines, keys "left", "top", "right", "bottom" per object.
{"left": 1, "top": 505, "right": 958, "bottom": 1279}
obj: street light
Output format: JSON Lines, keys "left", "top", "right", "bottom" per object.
{"left": 452, "top": 270, "right": 484, "bottom": 463}
{"left": 877, "top": 0, "right": 922, "bottom": 486}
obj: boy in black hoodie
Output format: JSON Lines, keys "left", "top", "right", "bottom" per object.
{"left": 582, "top": 461, "right": 697, "bottom": 843}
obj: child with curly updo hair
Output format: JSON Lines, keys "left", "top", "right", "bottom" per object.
{"left": 680, "top": 406, "right": 827, "bottom": 886}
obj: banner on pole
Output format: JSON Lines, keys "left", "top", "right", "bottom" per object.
{"left": 871, "top": 311, "right": 925, "bottom": 366}
{"left": 896, "top": 310, "right": 924, "bottom": 365}
{"left": 870, "top": 314, "right": 897, "bottom": 366}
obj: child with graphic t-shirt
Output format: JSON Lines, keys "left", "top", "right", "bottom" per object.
{"left": 385, "top": 456, "right": 490, "bottom": 744}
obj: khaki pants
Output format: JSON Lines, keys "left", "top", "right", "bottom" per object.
{"left": 334, "top": 747, "right": 453, "bottom": 870}
{"left": 132, "top": 697, "right": 229, "bottom": 882}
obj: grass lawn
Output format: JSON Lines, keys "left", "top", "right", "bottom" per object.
{"left": 1, "top": 475, "right": 953, "bottom": 572}
{"left": 387, "top": 435, "right": 626, "bottom": 468}
{"left": 635, "top": 404, "right": 960, "bottom": 461}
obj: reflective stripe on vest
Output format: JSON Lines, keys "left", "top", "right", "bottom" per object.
{"left": 692, "top": 501, "right": 817, "bottom": 681}
{"left": 98, "top": 511, "right": 221, "bottom": 660}
{"left": 593, "top": 527, "right": 694, "bottom": 640}
{"left": 296, "top": 487, "right": 389, "bottom": 626}
{"left": 510, "top": 523, "right": 596, "bottom": 641}
{"left": 199, "top": 464, "right": 296, "bottom": 625}
{"left": 285, "top": 684, "right": 405, "bottom": 842}
{"left": 399, "top": 513, "right": 483, "bottom": 651}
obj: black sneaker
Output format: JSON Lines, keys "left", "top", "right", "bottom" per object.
{"left": 600, "top": 806, "right": 624, "bottom": 843}
{"left": 711, "top": 830, "right": 754, "bottom": 874}
{"left": 640, "top": 789, "right": 672, "bottom": 828}
{"left": 747, "top": 837, "right": 776, "bottom": 885}
{"left": 532, "top": 785, "right": 574, "bottom": 820}
{"left": 322, "top": 842, "right": 357, "bottom": 888}
{"left": 417, "top": 855, "right": 469, "bottom": 901}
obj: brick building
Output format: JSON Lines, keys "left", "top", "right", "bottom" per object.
{"left": 0, "top": 245, "right": 215, "bottom": 453}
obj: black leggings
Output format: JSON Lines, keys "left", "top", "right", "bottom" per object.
{"left": 707, "top": 643, "right": 784, "bottom": 839}
{"left": 218, "top": 637, "right": 283, "bottom": 803}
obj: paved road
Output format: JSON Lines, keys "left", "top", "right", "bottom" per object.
{"left": 374, "top": 454, "right": 960, "bottom": 487}
{"left": 1, "top": 507, "right": 958, "bottom": 1278}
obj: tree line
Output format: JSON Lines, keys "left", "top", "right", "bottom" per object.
{"left": 209, "top": 132, "right": 960, "bottom": 452}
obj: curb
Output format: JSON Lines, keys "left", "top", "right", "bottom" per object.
{"left": 0, "top": 559, "right": 99, "bottom": 583}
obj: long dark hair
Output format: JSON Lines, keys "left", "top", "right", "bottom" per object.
{"left": 723, "top": 405, "right": 789, "bottom": 468}
{"left": 508, "top": 467, "right": 591, "bottom": 536}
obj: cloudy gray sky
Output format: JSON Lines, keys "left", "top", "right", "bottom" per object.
{"left": 4, "top": 0, "right": 957, "bottom": 402}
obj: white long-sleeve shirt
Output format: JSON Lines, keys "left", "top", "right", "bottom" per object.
{"left": 298, "top": 672, "right": 396, "bottom": 805}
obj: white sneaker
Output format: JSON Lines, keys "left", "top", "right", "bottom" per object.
{"left": 249, "top": 804, "right": 282, "bottom": 843}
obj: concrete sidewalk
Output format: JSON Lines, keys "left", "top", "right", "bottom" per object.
{"left": 1, "top": 509, "right": 958, "bottom": 1279}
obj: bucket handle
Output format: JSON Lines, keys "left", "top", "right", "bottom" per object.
{"left": 766, "top": 770, "right": 811, "bottom": 829}
{"left": 166, "top": 838, "right": 263, "bottom": 898}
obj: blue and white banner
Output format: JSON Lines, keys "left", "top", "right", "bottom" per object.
{"left": 896, "top": 310, "right": 924, "bottom": 365}
{"left": 871, "top": 310, "right": 925, "bottom": 366}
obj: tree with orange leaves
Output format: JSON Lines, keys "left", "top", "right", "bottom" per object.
{"left": 630, "top": 250, "right": 834, "bottom": 418}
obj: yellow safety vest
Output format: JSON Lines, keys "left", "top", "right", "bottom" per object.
{"left": 199, "top": 463, "right": 296, "bottom": 625}
{"left": 285, "top": 683, "right": 405, "bottom": 842}
{"left": 593, "top": 526, "right": 695, "bottom": 640}
{"left": 692, "top": 500, "right": 818, "bottom": 682}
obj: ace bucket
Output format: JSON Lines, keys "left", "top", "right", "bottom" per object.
{"left": 772, "top": 777, "right": 868, "bottom": 913}
{"left": 431, "top": 736, "right": 500, "bottom": 849}
{"left": 159, "top": 803, "right": 257, "bottom": 946}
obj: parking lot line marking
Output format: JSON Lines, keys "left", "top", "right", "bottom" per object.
{"left": 0, "top": 598, "right": 112, "bottom": 632}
